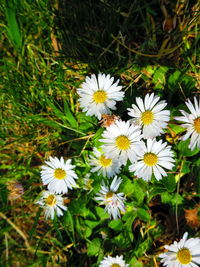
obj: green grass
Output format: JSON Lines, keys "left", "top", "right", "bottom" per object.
{"left": 0, "top": 0, "right": 200, "bottom": 266}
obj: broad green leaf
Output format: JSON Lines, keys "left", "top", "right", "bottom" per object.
{"left": 162, "top": 174, "right": 176, "bottom": 192}
{"left": 87, "top": 238, "right": 101, "bottom": 256}
{"left": 168, "top": 70, "right": 181, "bottom": 94}
{"left": 84, "top": 227, "right": 92, "bottom": 238}
{"left": 137, "top": 208, "right": 150, "bottom": 222}
{"left": 161, "top": 192, "right": 183, "bottom": 205}
{"left": 108, "top": 219, "right": 123, "bottom": 231}
{"left": 178, "top": 140, "right": 199, "bottom": 157}
{"left": 120, "top": 176, "right": 135, "bottom": 197}
{"left": 95, "top": 206, "right": 109, "bottom": 220}
{"left": 85, "top": 220, "right": 100, "bottom": 229}
{"left": 152, "top": 66, "right": 169, "bottom": 89}
{"left": 129, "top": 257, "right": 143, "bottom": 267}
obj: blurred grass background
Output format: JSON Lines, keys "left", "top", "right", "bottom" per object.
{"left": 0, "top": 0, "right": 199, "bottom": 266}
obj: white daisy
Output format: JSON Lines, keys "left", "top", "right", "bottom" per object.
{"left": 99, "top": 255, "right": 129, "bottom": 267}
{"left": 77, "top": 73, "right": 124, "bottom": 120}
{"left": 36, "top": 190, "right": 67, "bottom": 220}
{"left": 100, "top": 120, "right": 142, "bottom": 166}
{"left": 127, "top": 93, "right": 170, "bottom": 139}
{"left": 89, "top": 147, "right": 121, "bottom": 178}
{"left": 174, "top": 97, "right": 200, "bottom": 150}
{"left": 95, "top": 176, "right": 126, "bottom": 220}
{"left": 159, "top": 232, "right": 200, "bottom": 267}
{"left": 129, "top": 139, "right": 175, "bottom": 181}
{"left": 41, "top": 156, "right": 78, "bottom": 194}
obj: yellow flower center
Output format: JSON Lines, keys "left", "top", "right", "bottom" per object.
{"left": 93, "top": 90, "right": 107, "bottom": 103}
{"left": 54, "top": 168, "right": 66, "bottom": 179}
{"left": 115, "top": 135, "right": 130, "bottom": 150}
{"left": 111, "top": 264, "right": 120, "bottom": 267}
{"left": 46, "top": 194, "right": 56, "bottom": 206}
{"left": 194, "top": 117, "right": 200, "bottom": 133}
{"left": 106, "top": 191, "right": 114, "bottom": 199}
{"left": 141, "top": 110, "right": 154, "bottom": 125}
{"left": 99, "top": 155, "right": 112, "bottom": 167}
{"left": 143, "top": 153, "right": 158, "bottom": 166}
{"left": 177, "top": 248, "right": 191, "bottom": 264}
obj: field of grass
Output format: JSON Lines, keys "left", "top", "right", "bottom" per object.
{"left": 0, "top": 0, "right": 200, "bottom": 266}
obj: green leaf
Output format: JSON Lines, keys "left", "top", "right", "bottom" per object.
{"left": 64, "top": 100, "right": 78, "bottom": 128}
{"left": 5, "top": 0, "right": 22, "bottom": 50}
{"left": 95, "top": 206, "right": 109, "bottom": 220}
{"left": 63, "top": 209, "right": 74, "bottom": 235}
{"left": 87, "top": 238, "right": 101, "bottom": 256}
{"left": 108, "top": 219, "right": 123, "bottom": 231}
{"left": 178, "top": 140, "right": 199, "bottom": 157}
{"left": 131, "top": 180, "right": 145, "bottom": 205}
{"left": 85, "top": 220, "right": 100, "bottom": 229}
{"left": 161, "top": 192, "right": 183, "bottom": 205}
{"left": 148, "top": 185, "right": 166, "bottom": 202}
{"left": 162, "top": 174, "right": 176, "bottom": 192}
{"left": 168, "top": 70, "right": 181, "bottom": 95}
{"left": 120, "top": 176, "right": 135, "bottom": 197}
{"left": 134, "top": 237, "right": 152, "bottom": 258}
{"left": 113, "top": 232, "right": 132, "bottom": 248}
{"left": 129, "top": 257, "right": 143, "bottom": 267}
{"left": 137, "top": 208, "right": 151, "bottom": 222}
{"left": 93, "top": 128, "right": 104, "bottom": 147}
{"left": 152, "top": 66, "right": 169, "bottom": 89}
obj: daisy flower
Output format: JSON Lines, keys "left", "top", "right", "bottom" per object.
{"left": 77, "top": 73, "right": 124, "bottom": 119}
{"left": 174, "top": 97, "right": 200, "bottom": 150}
{"left": 127, "top": 93, "right": 170, "bottom": 139}
{"left": 100, "top": 120, "right": 142, "bottom": 166}
{"left": 36, "top": 190, "right": 67, "bottom": 220}
{"left": 41, "top": 156, "right": 78, "bottom": 194}
{"left": 129, "top": 139, "right": 174, "bottom": 181}
{"left": 95, "top": 176, "right": 126, "bottom": 220}
{"left": 89, "top": 147, "right": 121, "bottom": 178}
{"left": 99, "top": 255, "right": 129, "bottom": 267}
{"left": 159, "top": 232, "right": 200, "bottom": 266}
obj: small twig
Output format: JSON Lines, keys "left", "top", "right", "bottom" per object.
{"left": 175, "top": 159, "right": 184, "bottom": 234}
{"left": 58, "top": 134, "right": 95, "bottom": 146}
{"left": 111, "top": 34, "right": 182, "bottom": 58}
{"left": 5, "top": 233, "right": 8, "bottom": 261}
{"left": 0, "top": 212, "right": 30, "bottom": 250}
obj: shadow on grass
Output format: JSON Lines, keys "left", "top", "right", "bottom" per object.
{"left": 55, "top": 0, "right": 167, "bottom": 71}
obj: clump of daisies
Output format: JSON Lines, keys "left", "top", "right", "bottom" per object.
{"left": 34, "top": 71, "right": 200, "bottom": 266}
{"left": 37, "top": 156, "right": 78, "bottom": 220}
{"left": 175, "top": 97, "right": 200, "bottom": 150}
{"left": 95, "top": 176, "right": 126, "bottom": 220}
{"left": 99, "top": 255, "right": 129, "bottom": 267}
{"left": 159, "top": 232, "right": 200, "bottom": 267}
{"left": 77, "top": 73, "right": 125, "bottom": 119}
